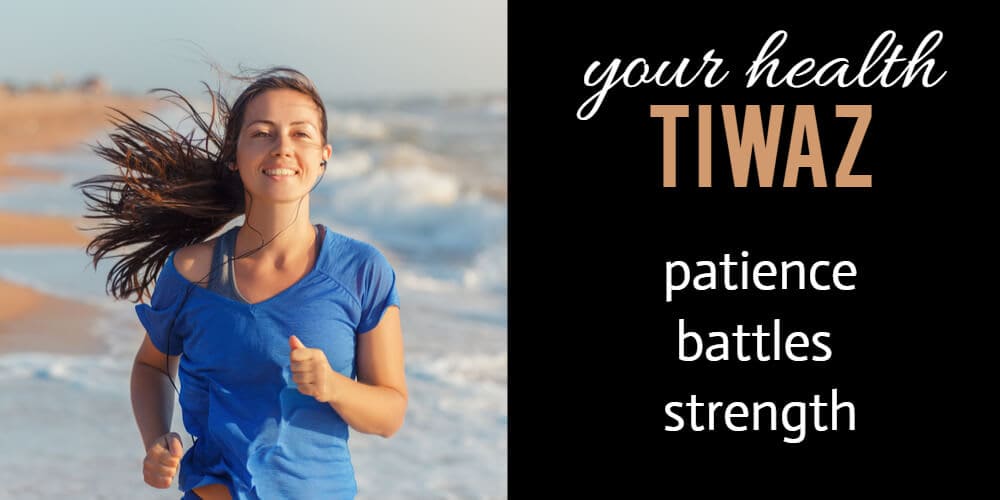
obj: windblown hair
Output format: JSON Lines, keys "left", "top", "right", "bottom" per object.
{"left": 76, "top": 67, "right": 329, "bottom": 303}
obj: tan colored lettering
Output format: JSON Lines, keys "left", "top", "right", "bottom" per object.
{"left": 783, "top": 105, "right": 826, "bottom": 187}
{"left": 723, "top": 105, "right": 783, "bottom": 187}
{"left": 834, "top": 105, "right": 872, "bottom": 187}
{"left": 651, "top": 105, "right": 689, "bottom": 187}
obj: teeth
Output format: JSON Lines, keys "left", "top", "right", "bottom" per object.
{"left": 263, "top": 168, "right": 297, "bottom": 176}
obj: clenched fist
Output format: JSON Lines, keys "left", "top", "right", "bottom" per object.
{"left": 143, "top": 432, "right": 183, "bottom": 489}
{"left": 289, "top": 335, "right": 337, "bottom": 403}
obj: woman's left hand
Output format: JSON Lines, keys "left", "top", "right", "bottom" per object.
{"left": 289, "top": 335, "right": 337, "bottom": 403}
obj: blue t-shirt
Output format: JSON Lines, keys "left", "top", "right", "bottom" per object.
{"left": 136, "top": 226, "right": 400, "bottom": 500}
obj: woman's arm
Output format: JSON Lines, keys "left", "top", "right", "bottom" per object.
{"left": 289, "top": 306, "right": 408, "bottom": 437}
{"left": 131, "top": 334, "right": 180, "bottom": 451}
{"left": 133, "top": 334, "right": 194, "bottom": 491}
{"left": 332, "top": 305, "right": 408, "bottom": 436}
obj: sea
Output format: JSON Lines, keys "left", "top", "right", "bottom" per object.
{"left": 0, "top": 92, "right": 507, "bottom": 499}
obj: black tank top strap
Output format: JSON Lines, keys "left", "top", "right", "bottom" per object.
{"left": 205, "top": 226, "right": 248, "bottom": 303}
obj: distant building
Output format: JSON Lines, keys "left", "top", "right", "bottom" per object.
{"left": 79, "top": 76, "right": 109, "bottom": 94}
{"left": 26, "top": 82, "right": 47, "bottom": 93}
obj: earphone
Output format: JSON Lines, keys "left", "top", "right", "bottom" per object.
{"left": 311, "top": 160, "right": 327, "bottom": 191}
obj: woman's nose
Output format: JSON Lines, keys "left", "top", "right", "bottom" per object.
{"left": 271, "top": 134, "right": 294, "bottom": 157}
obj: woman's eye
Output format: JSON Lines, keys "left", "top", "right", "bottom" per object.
{"left": 251, "top": 130, "right": 270, "bottom": 137}
{"left": 295, "top": 131, "right": 311, "bottom": 138}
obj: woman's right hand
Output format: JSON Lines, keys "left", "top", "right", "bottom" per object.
{"left": 143, "top": 432, "right": 183, "bottom": 488}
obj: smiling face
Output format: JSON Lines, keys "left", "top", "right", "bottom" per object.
{"left": 234, "top": 88, "right": 333, "bottom": 203}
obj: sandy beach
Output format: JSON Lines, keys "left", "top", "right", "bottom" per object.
{"left": 0, "top": 90, "right": 155, "bottom": 354}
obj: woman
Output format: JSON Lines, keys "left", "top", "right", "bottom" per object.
{"left": 78, "top": 68, "right": 407, "bottom": 499}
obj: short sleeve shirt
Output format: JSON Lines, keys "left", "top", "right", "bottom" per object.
{"left": 136, "top": 226, "right": 400, "bottom": 499}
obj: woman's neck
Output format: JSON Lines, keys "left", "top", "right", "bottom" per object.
{"left": 238, "top": 200, "right": 317, "bottom": 262}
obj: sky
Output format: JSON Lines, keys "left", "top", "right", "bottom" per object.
{"left": 0, "top": 0, "right": 506, "bottom": 98}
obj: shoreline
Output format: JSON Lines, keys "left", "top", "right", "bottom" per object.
{"left": 0, "top": 280, "right": 106, "bottom": 354}
{"left": 0, "top": 91, "right": 156, "bottom": 355}
{"left": 0, "top": 212, "right": 92, "bottom": 246}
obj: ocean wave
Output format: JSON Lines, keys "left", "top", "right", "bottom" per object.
{"left": 462, "top": 242, "right": 507, "bottom": 293}
{"left": 328, "top": 110, "right": 390, "bottom": 140}
{"left": 317, "top": 163, "right": 506, "bottom": 271}
{"left": 411, "top": 351, "right": 507, "bottom": 388}
{"left": 0, "top": 352, "right": 126, "bottom": 392}
{"left": 325, "top": 149, "right": 374, "bottom": 179}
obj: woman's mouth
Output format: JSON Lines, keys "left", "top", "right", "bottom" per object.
{"left": 262, "top": 168, "right": 298, "bottom": 177}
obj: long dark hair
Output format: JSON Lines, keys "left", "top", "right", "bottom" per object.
{"left": 76, "top": 67, "right": 329, "bottom": 303}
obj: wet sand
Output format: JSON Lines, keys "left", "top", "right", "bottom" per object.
{"left": 0, "top": 90, "right": 155, "bottom": 354}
